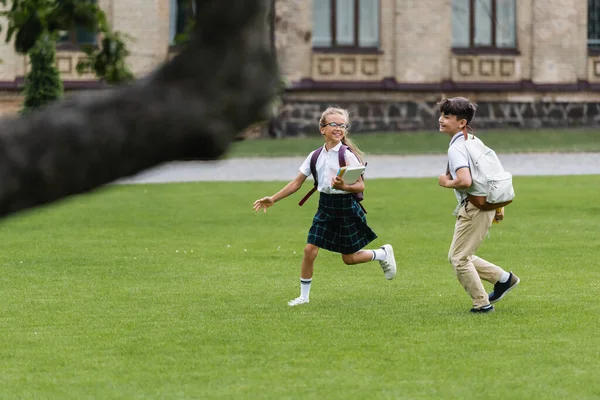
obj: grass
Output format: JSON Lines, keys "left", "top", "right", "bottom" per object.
{"left": 0, "top": 177, "right": 599, "bottom": 399}
{"left": 228, "top": 128, "right": 600, "bottom": 157}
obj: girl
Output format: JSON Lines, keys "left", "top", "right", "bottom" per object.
{"left": 252, "top": 107, "right": 396, "bottom": 306}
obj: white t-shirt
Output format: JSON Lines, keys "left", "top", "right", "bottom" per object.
{"left": 299, "top": 142, "right": 362, "bottom": 194}
{"left": 447, "top": 132, "right": 470, "bottom": 204}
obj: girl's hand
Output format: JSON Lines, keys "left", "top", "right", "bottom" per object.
{"left": 253, "top": 196, "right": 275, "bottom": 213}
{"left": 331, "top": 176, "right": 345, "bottom": 190}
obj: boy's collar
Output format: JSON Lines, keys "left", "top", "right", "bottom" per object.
{"left": 449, "top": 131, "right": 464, "bottom": 146}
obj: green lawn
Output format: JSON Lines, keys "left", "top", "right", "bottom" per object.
{"left": 1, "top": 177, "right": 598, "bottom": 399}
{"left": 228, "top": 128, "right": 600, "bottom": 157}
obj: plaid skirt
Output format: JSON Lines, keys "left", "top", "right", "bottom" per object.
{"left": 307, "top": 193, "right": 377, "bottom": 254}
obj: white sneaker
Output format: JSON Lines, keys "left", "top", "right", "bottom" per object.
{"left": 379, "top": 244, "right": 396, "bottom": 280}
{"left": 287, "top": 296, "right": 309, "bottom": 306}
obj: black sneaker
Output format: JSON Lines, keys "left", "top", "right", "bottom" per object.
{"left": 489, "top": 272, "right": 520, "bottom": 304}
{"left": 470, "top": 304, "right": 495, "bottom": 313}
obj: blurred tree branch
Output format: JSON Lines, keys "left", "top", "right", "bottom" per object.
{"left": 0, "top": 0, "right": 279, "bottom": 218}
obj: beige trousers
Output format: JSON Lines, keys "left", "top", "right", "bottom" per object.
{"left": 448, "top": 201, "right": 504, "bottom": 308}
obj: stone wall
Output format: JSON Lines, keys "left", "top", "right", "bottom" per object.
{"left": 111, "top": 0, "right": 169, "bottom": 77}
{"left": 274, "top": 0, "right": 313, "bottom": 82}
{"left": 531, "top": 0, "right": 587, "bottom": 83}
{"left": 273, "top": 100, "right": 600, "bottom": 136}
{"left": 395, "top": 0, "right": 452, "bottom": 83}
{"left": 0, "top": 94, "right": 22, "bottom": 116}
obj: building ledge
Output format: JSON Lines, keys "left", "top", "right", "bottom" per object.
{"left": 0, "top": 78, "right": 107, "bottom": 91}
{"left": 312, "top": 47, "right": 383, "bottom": 55}
{"left": 287, "top": 78, "right": 600, "bottom": 92}
{"left": 452, "top": 47, "right": 521, "bottom": 56}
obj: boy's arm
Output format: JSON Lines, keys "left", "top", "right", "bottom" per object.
{"left": 438, "top": 167, "right": 472, "bottom": 189}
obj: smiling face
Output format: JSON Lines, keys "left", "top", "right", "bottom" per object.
{"left": 320, "top": 112, "right": 348, "bottom": 146}
{"left": 438, "top": 112, "right": 466, "bottom": 136}
{"left": 437, "top": 97, "right": 476, "bottom": 137}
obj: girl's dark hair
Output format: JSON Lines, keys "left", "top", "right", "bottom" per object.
{"left": 438, "top": 97, "right": 477, "bottom": 124}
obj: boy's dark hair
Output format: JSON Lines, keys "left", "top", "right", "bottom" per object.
{"left": 438, "top": 97, "right": 477, "bottom": 124}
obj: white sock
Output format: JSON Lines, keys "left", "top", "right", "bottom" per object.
{"left": 371, "top": 248, "right": 386, "bottom": 261}
{"left": 300, "top": 278, "right": 312, "bottom": 299}
{"left": 498, "top": 271, "right": 510, "bottom": 283}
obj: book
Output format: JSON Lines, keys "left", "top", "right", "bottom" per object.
{"left": 336, "top": 165, "right": 365, "bottom": 184}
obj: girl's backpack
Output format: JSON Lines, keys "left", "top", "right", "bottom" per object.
{"left": 298, "top": 145, "right": 366, "bottom": 212}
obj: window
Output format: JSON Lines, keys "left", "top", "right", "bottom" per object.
{"left": 59, "top": 26, "right": 97, "bottom": 46}
{"left": 312, "top": 0, "right": 380, "bottom": 49}
{"left": 589, "top": 0, "right": 600, "bottom": 49}
{"left": 170, "top": 0, "right": 196, "bottom": 45}
{"left": 452, "top": 0, "right": 516, "bottom": 50}
{"left": 58, "top": 0, "right": 98, "bottom": 46}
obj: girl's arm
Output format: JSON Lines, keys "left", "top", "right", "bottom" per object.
{"left": 331, "top": 175, "right": 364, "bottom": 193}
{"left": 272, "top": 173, "right": 308, "bottom": 202}
{"left": 253, "top": 173, "right": 308, "bottom": 213}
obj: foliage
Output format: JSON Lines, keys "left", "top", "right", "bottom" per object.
{"left": 0, "top": 0, "right": 133, "bottom": 85}
{"left": 76, "top": 31, "right": 132, "bottom": 84}
{"left": 171, "top": 0, "right": 196, "bottom": 46}
{"left": 21, "top": 32, "right": 63, "bottom": 111}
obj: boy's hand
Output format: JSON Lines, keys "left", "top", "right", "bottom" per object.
{"left": 493, "top": 207, "right": 504, "bottom": 223}
{"left": 438, "top": 173, "right": 452, "bottom": 187}
{"left": 331, "top": 176, "right": 345, "bottom": 190}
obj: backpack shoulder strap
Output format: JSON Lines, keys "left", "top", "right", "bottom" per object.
{"left": 340, "top": 144, "right": 365, "bottom": 167}
{"left": 338, "top": 144, "right": 348, "bottom": 167}
{"left": 310, "top": 146, "right": 323, "bottom": 185}
{"left": 298, "top": 146, "right": 323, "bottom": 207}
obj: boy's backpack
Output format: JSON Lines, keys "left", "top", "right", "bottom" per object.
{"left": 463, "top": 134, "right": 515, "bottom": 210}
{"left": 298, "top": 145, "right": 366, "bottom": 212}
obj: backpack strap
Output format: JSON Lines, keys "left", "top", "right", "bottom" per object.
{"left": 310, "top": 146, "right": 323, "bottom": 183}
{"left": 340, "top": 144, "right": 368, "bottom": 169}
{"left": 338, "top": 144, "right": 347, "bottom": 167}
{"left": 298, "top": 147, "right": 323, "bottom": 206}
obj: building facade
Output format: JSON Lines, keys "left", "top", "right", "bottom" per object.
{"left": 1, "top": 0, "right": 600, "bottom": 134}
{"left": 275, "top": 0, "right": 600, "bottom": 134}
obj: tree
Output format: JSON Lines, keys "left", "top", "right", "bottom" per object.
{"left": 0, "top": 0, "right": 279, "bottom": 219}
{"left": 0, "top": 0, "right": 134, "bottom": 111}
{"left": 21, "top": 32, "right": 64, "bottom": 111}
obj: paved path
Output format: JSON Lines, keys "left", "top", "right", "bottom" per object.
{"left": 117, "top": 153, "right": 600, "bottom": 184}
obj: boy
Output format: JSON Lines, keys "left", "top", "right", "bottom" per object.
{"left": 437, "top": 97, "right": 519, "bottom": 313}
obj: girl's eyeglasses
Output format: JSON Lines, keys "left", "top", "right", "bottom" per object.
{"left": 320, "top": 122, "right": 349, "bottom": 129}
